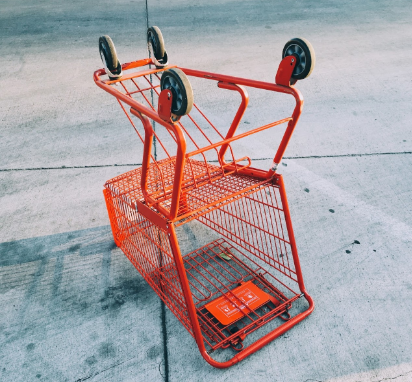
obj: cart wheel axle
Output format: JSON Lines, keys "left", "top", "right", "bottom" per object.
{"left": 282, "top": 37, "right": 315, "bottom": 80}
{"left": 160, "top": 68, "right": 193, "bottom": 117}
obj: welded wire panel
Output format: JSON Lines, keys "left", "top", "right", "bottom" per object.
{"left": 110, "top": 70, "right": 244, "bottom": 159}
{"left": 103, "top": 188, "right": 193, "bottom": 334}
{"left": 182, "top": 239, "right": 301, "bottom": 352}
{"left": 104, "top": 179, "right": 304, "bottom": 353}
{"left": 109, "top": 71, "right": 240, "bottom": 161}
{"left": 104, "top": 158, "right": 223, "bottom": 203}
{"left": 104, "top": 158, "right": 270, "bottom": 223}
{"left": 198, "top": 181, "right": 298, "bottom": 282}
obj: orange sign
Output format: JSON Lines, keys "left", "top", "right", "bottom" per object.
{"left": 204, "top": 281, "right": 279, "bottom": 326}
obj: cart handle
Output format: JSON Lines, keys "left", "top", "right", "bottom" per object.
{"left": 216, "top": 82, "right": 249, "bottom": 165}
{"left": 95, "top": 60, "right": 304, "bottom": 177}
{"left": 179, "top": 67, "right": 304, "bottom": 175}
{"left": 94, "top": 60, "right": 304, "bottom": 216}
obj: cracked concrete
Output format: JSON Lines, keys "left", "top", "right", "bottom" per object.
{"left": 326, "top": 364, "right": 412, "bottom": 382}
{"left": 1, "top": 0, "right": 412, "bottom": 381}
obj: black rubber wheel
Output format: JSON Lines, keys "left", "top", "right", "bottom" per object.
{"left": 147, "top": 26, "right": 166, "bottom": 61}
{"left": 160, "top": 68, "right": 193, "bottom": 116}
{"left": 99, "top": 35, "right": 122, "bottom": 79}
{"left": 282, "top": 38, "right": 315, "bottom": 80}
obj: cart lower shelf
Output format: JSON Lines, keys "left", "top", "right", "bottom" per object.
{"left": 124, "top": 233, "right": 302, "bottom": 353}
{"left": 179, "top": 239, "right": 301, "bottom": 352}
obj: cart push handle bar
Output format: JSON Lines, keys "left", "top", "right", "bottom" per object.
{"left": 95, "top": 58, "right": 303, "bottom": 152}
{"left": 217, "top": 82, "right": 249, "bottom": 166}
{"left": 95, "top": 59, "right": 303, "bottom": 175}
{"left": 179, "top": 66, "right": 304, "bottom": 175}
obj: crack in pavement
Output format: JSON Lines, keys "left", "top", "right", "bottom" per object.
{"left": 369, "top": 369, "right": 412, "bottom": 382}
{"left": 0, "top": 163, "right": 142, "bottom": 172}
{"left": 303, "top": 369, "right": 412, "bottom": 382}
{"left": 74, "top": 357, "right": 137, "bottom": 382}
{"left": 1, "top": 151, "right": 411, "bottom": 172}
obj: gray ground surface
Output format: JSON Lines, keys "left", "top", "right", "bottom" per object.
{"left": 1, "top": 0, "right": 412, "bottom": 381}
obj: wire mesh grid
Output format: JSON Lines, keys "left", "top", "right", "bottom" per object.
{"left": 114, "top": 70, "right": 249, "bottom": 162}
{"left": 104, "top": 188, "right": 193, "bottom": 334}
{"left": 104, "top": 178, "right": 302, "bottom": 353}
{"left": 105, "top": 161, "right": 270, "bottom": 224}
{"left": 183, "top": 239, "right": 301, "bottom": 351}
{"left": 198, "top": 180, "right": 298, "bottom": 282}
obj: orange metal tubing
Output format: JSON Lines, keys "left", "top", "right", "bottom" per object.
{"left": 179, "top": 67, "right": 304, "bottom": 175}
{"left": 95, "top": 61, "right": 304, "bottom": 178}
{"left": 217, "top": 82, "right": 249, "bottom": 164}
{"left": 129, "top": 109, "right": 153, "bottom": 200}
{"left": 187, "top": 117, "right": 292, "bottom": 158}
{"left": 180, "top": 67, "right": 299, "bottom": 95}
{"left": 268, "top": 95, "right": 304, "bottom": 176}
{"left": 276, "top": 174, "right": 310, "bottom": 293}
{"left": 96, "top": 70, "right": 188, "bottom": 220}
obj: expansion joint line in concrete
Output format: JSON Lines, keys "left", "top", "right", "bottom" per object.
{"left": 371, "top": 369, "right": 412, "bottom": 382}
{"left": 145, "top": 0, "right": 157, "bottom": 162}
{"left": 0, "top": 164, "right": 143, "bottom": 172}
{"left": 1, "top": 151, "right": 411, "bottom": 172}
{"left": 281, "top": 151, "right": 412, "bottom": 160}
{"left": 144, "top": 3, "right": 169, "bottom": 382}
{"left": 74, "top": 356, "right": 138, "bottom": 382}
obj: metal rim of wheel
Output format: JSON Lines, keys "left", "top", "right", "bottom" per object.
{"left": 99, "top": 35, "right": 122, "bottom": 79}
{"left": 160, "top": 68, "right": 193, "bottom": 116}
{"left": 282, "top": 38, "right": 315, "bottom": 80}
{"left": 147, "top": 26, "right": 166, "bottom": 61}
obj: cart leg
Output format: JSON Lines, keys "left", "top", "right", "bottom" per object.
{"left": 166, "top": 225, "right": 250, "bottom": 368}
{"left": 276, "top": 174, "right": 309, "bottom": 294}
{"left": 167, "top": 225, "right": 204, "bottom": 345}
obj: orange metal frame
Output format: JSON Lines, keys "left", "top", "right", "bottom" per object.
{"left": 95, "top": 55, "right": 314, "bottom": 368}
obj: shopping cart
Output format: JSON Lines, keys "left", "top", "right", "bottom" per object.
{"left": 94, "top": 27, "right": 315, "bottom": 368}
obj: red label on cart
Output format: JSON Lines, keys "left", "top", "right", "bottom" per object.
{"left": 204, "top": 281, "right": 278, "bottom": 326}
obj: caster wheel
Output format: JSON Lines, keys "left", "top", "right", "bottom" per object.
{"left": 160, "top": 68, "right": 193, "bottom": 116}
{"left": 99, "top": 35, "right": 122, "bottom": 80}
{"left": 147, "top": 26, "right": 167, "bottom": 65}
{"left": 282, "top": 38, "right": 315, "bottom": 80}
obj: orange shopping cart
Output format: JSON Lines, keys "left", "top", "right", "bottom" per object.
{"left": 94, "top": 27, "right": 315, "bottom": 368}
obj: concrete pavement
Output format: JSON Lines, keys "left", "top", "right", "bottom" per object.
{"left": 1, "top": 0, "right": 412, "bottom": 381}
